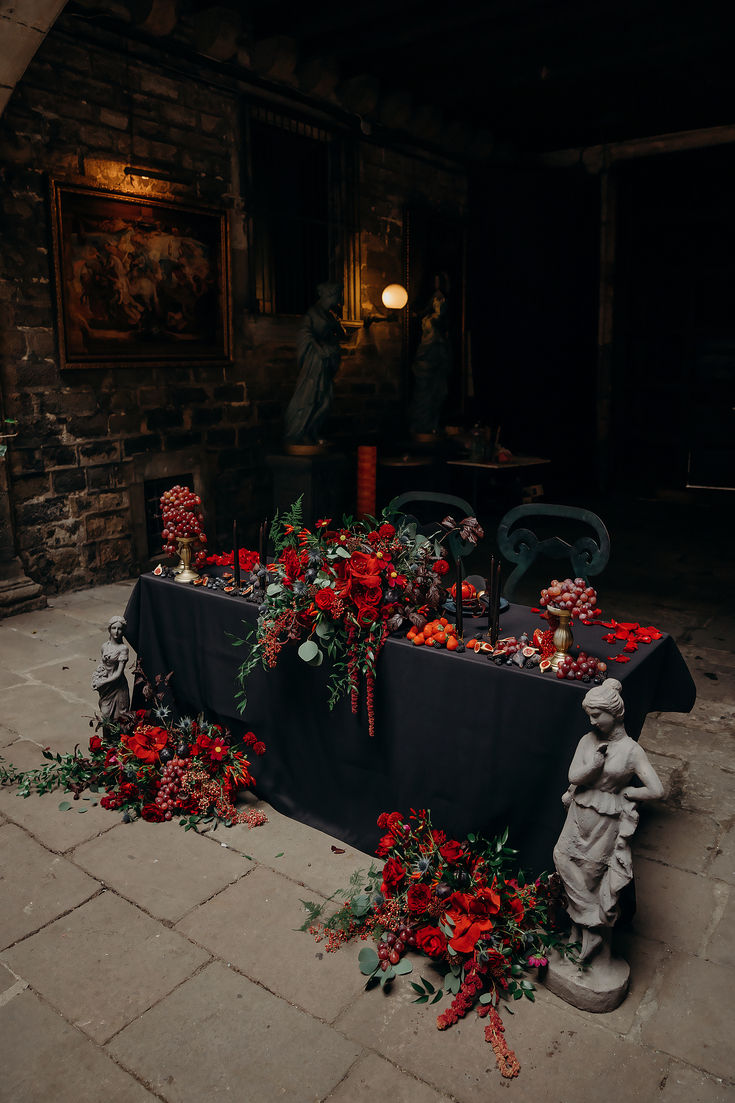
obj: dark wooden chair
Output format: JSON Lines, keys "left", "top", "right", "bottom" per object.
{"left": 497, "top": 503, "right": 611, "bottom": 601}
{"left": 388, "top": 490, "right": 477, "bottom": 560}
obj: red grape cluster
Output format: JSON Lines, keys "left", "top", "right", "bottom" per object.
{"left": 377, "top": 923, "right": 417, "bottom": 969}
{"left": 160, "top": 485, "right": 207, "bottom": 568}
{"left": 557, "top": 651, "right": 607, "bottom": 683}
{"left": 540, "top": 577, "right": 599, "bottom": 623}
{"left": 154, "top": 756, "right": 188, "bottom": 820}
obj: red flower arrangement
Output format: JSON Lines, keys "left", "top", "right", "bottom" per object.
{"left": 236, "top": 498, "right": 483, "bottom": 737}
{"left": 2, "top": 662, "right": 267, "bottom": 832}
{"left": 302, "top": 809, "right": 572, "bottom": 1079}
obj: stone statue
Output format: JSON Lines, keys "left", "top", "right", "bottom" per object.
{"left": 91, "top": 615, "right": 130, "bottom": 721}
{"left": 284, "top": 281, "right": 345, "bottom": 449}
{"left": 408, "top": 287, "right": 451, "bottom": 437}
{"left": 545, "top": 678, "right": 664, "bottom": 1012}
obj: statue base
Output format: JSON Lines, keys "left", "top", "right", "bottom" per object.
{"left": 544, "top": 945, "right": 629, "bottom": 1013}
{"left": 283, "top": 442, "right": 328, "bottom": 457}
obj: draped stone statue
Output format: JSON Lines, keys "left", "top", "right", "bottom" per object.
{"left": 408, "top": 288, "right": 451, "bottom": 437}
{"left": 545, "top": 678, "right": 664, "bottom": 1011}
{"left": 91, "top": 615, "right": 130, "bottom": 721}
{"left": 284, "top": 281, "right": 345, "bottom": 450}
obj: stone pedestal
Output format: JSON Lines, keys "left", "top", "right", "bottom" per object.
{"left": 0, "top": 474, "right": 45, "bottom": 619}
{"left": 544, "top": 944, "right": 629, "bottom": 1013}
{"left": 266, "top": 452, "right": 350, "bottom": 528}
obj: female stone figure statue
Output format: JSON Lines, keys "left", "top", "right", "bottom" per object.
{"left": 547, "top": 678, "right": 664, "bottom": 1010}
{"left": 408, "top": 287, "right": 451, "bottom": 437}
{"left": 284, "top": 281, "right": 345, "bottom": 448}
{"left": 91, "top": 615, "right": 130, "bottom": 721}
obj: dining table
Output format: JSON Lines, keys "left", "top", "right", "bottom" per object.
{"left": 124, "top": 572, "right": 696, "bottom": 875}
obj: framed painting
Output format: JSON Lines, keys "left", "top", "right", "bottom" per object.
{"left": 50, "top": 181, "right": 232, "bottom": 369}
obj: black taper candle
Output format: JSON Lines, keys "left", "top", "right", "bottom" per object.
{"left": 488, "top": 555, "right": 495, "bottom": 640}
{"left": 233, "top": 520, "right": 241, "bottom": 587}
{"left": 258, "top": 520, "right": 264, "bottom": 567}
{"left": 492, "top": 561, "right": 501, "bottom": 645}
{"left": 455, "top": 557, "right": 464, "bottom": 638}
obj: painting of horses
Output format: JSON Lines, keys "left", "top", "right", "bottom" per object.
{"left": 50, "top": 181, "right": 231, "bottom": 369}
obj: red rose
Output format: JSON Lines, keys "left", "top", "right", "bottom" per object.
{"left": 381, "top": 857, "right": 406, "bottom": 897}
{"left": 141, "top": 802, "right": 166, "bottom": 823}
{"left": 407, "top": 883, "right": 432, "bottom": 913}
{"left": 121, "top": 724, "right": 169, "bottom": 763}
{"left": 118, "top": 782, "right": 137, "bottom": 800}
{"left": 432, "top": 559, "right": 450, "bottom": 576}
{"left": 378, "top": 523, "right": 396, "bottom": 539}
{"left": 315, "top": 588, "right": 336, "bottom": 612}
{"left": 439, "top": 839, "right": 464, "bottom": 864}
{"left": 346, "top": 552, "right": 382, "bottom": 588}
{"left": 415, "top": 925, "right": 448, "bottom": 958}
{"left": 89, "top": 735, "right": 103, "bottom": 752}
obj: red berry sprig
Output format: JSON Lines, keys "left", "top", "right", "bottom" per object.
{"left": 160, "top": 485, "right": 208, "bottom": 569}
{"left": 540, "top": 577, "right": 599, "bottom": 624}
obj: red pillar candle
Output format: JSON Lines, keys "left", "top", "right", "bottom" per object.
{"left": 233, "top": 520, "right": 240, "bottom": 587}
{"left": 356, "top": 445, "right": 377, "bottom": 519}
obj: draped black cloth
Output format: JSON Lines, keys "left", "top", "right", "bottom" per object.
{"left": 124, "top": 575, "right": 695, "bottom": 875}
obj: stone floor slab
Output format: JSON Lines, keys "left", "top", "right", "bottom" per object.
{"left": 225, "top": 799, "right": 376, "bottom": 898}
{"left": 29, "top": 651, "right": 112, "bottom": 703}
{"left": 634, "top": 805, "right": 719, "bottom": 874}
{"left": 3, "top": 891, "right": 209, "bottom": 1044}
{"left": 335, "top": 965, "right": 670, "bottom": 1103}
{"left": 640, "top": 717, "right": 735, "bottom": 773}
{"left": 107, "top": 960, "right": 361, "bottom": 1103}
{"left": 175, "top": 864, "right": 367, "bottom": 1022}
{"left": 0, "top": 823, "right": 100, "bottom": 949}
{"left": 327, "top": 1051, "right": 452, "bottom": 1103}
{"left": 661, "top": 1062, "right": 735, "bottom": 1103}
{"left": 710, "top": 823, "right": 735, "bottom": 886}
{"left": 634, "top": 857, "right": 721, "bottom": 955}
{"left": 0, "top": 988, "right": 156, "bottom": 1103}
{"left": 703, "top": 886, "right": 735, "bottom": 969}
{"left": 0, "top": 665, "right": 27, "bottom": 692}
{"left": 73, "top": 820, "right": 253, "bottom": 922}
{"left": 0, "top": 739, "right": 117, "bottom": 852}
{"left": 680, "top": 759, "right": 735, "bottom": 820}
{"left": 0, "top": 682, "right": 92, "bottom": 745}
{"left": 0, "top": 625, "right": 93, "bottom": 675}
{"left": 641, "top": 951, "right": 735, "bottom": 1081}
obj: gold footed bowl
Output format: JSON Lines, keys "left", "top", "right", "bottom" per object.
{"left": 174, "top": 536, "right": 199, "bottom": 584}
{"left": 547, "top": 605, "right": 574, "bottom": 671}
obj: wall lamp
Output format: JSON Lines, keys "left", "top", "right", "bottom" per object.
{"left": 124, "top": 164, "right": 196, "bottom": 185}
{"left": 363, "top": 283, "right": 408, "bottom": 329}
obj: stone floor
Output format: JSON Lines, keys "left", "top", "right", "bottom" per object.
{"left": 0, "top": 542, "right": 734, "bottom": 1101}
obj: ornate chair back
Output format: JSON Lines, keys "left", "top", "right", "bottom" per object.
{"left": 497, "top": 504, "right": 610, "bottom": 601}
{"left": 388, "top": 490, "right": 477, "bottom": 561}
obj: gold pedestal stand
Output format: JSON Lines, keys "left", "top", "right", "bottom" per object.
{"left": 547, "top": 605, "right": 574, "bottom": 671}
{"left": 174, "top": 536, "right": 199, "bottom": 584}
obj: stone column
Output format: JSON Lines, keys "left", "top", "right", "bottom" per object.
{"left": 0, "top": 420, "right": 44, "bottom": 620}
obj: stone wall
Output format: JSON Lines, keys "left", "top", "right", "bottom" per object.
{"left": 0, "top": 16, "right": 467, "bottom": 595}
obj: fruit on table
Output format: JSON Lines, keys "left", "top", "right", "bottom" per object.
{"left": 540, "top": 577, "right": 599, "bottom": 624}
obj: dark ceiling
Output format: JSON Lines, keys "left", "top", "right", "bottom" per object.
{"left": 67, "top": 0, "right": 735, "bottom": 158}
{"left": 246, "top": 0, "right": 735, "bottom": 153}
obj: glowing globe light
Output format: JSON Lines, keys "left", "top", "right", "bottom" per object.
{"left": 381, "top": 283, "right": 408, "bottom": 310}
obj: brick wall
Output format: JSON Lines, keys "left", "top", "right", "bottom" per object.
{"left": 0, "top": 17, "right": 467, "bottom": 594}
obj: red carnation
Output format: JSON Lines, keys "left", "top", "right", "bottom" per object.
{"left": 432, "top": 559, "right": 450, "bottom": 576}
{"left": 375, "top": 832, "right": 395, "bottom": 858}
{"left": 242, "top": 731, "right": 257, "bottom": 747}
{"left": 378, "top": 522, "right": 396, "bottom": 539}
{"left": 415, "top": 925, "right": 448, "bottom": 958}
{"left": 252, "top": 741, "right": 266, "bottom": 756}
{"left": 377, "top": 812, "right": 390, "bottom": 829}
{"left": 407, "top": 883, "right": 432, "bottom": 913}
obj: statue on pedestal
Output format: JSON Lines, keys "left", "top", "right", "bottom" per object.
{"left": 545, "top": 678, "right": 664, "bottom": 1012}
{"left": 408, "top": 285, "right": 451, "bottom": 438}
{"left": 284, "top": 281, "right": 345, "bottom": 452}
{"left": 91, "top": 615, "right": 130, "bottom": 721}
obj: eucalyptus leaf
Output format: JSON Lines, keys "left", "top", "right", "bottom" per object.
{"left": 358, "top": 947, "right": 379, "bottom": 975}
{"left": 58, "top": 800, "right": 71, "bottom": 811}
{"left": 298, "top": 640, "right": 320, "bottom": 663}
{"left": 266, "top": 582, "right": 283, "bottom": 596}
{"left": 393, "top": 958, "right": 413, "bottom": 976}
{"left": 315, "top": 621, "right": 333, "bottom": 640}
{"left": 479, "top": 992, "right": 495, "bottom": 1004}
{"left": 335, "top": 546, "right": 351, "bottom": 558}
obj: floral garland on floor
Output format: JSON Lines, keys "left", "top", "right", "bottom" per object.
{"left": 301, "top": 809, "right": 573, "bottom": 1078}
{"left": 235, "top": 498, "right": 483, "bottom": 736}
{"left": 0, "top": 662, "right": 267, "bottom": 831}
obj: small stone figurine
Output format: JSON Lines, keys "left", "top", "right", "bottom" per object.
{"left": 545, "top": 678, "right": 664, "bottom": 1012}
{"left": 91, "top": 615, "right": 130, "bottom": 721}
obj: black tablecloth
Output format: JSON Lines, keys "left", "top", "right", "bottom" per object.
{"left": 124, "top": 575, "right": 696, "bottom": 874}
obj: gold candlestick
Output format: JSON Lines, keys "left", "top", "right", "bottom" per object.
{"left": 174, "top": 536, "right": 199, "bottom": 584}
{"left": 547, "top": 605, "right": 574, "bottom": 671}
